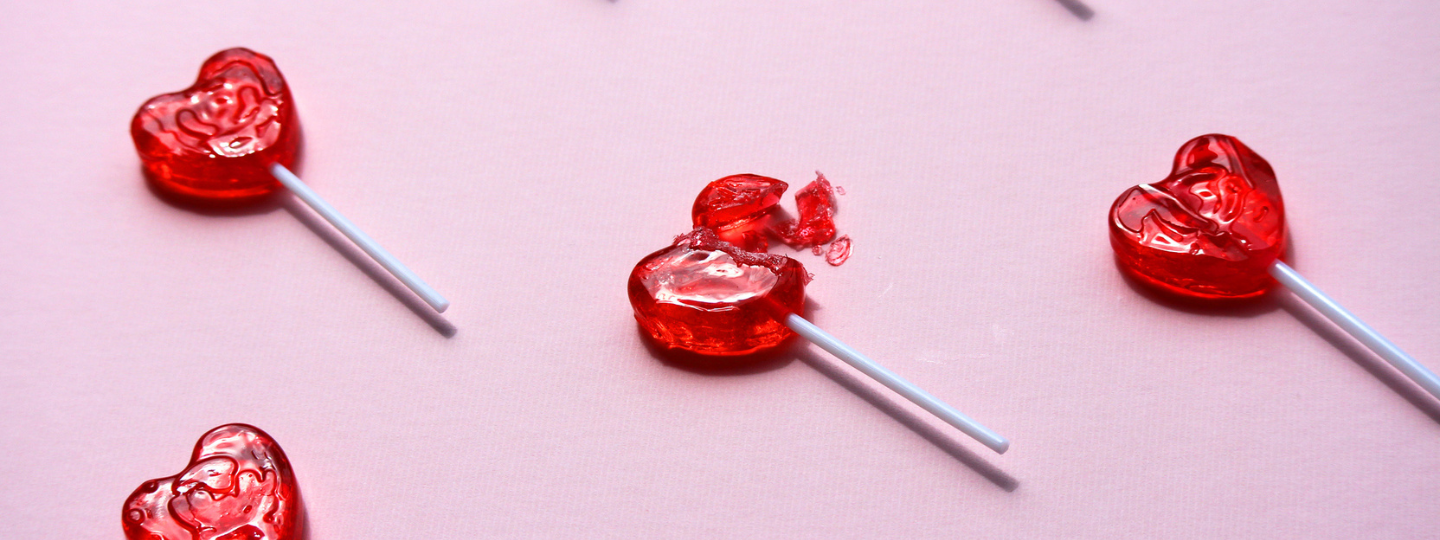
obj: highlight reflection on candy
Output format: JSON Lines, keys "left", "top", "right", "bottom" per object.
{"left": 122, "top": 424, "right": 302, "bottom": 540}
{"left": 632, "top": 177, "right": 1009, "bottom": 454}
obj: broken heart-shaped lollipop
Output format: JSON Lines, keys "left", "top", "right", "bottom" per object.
{"left": 1110, "top": 134, "right": 1438, "bottom": 403}
{"left": 631, "top": 178, "right": 1008, "bottom": 454}
{"left": 132, "top": 48, "right": 448, "bottom": 313}
{"left": 1109, "top": 134, "right": 1286, "bottom": 299}
{"left": 630, "top": 227, "right": 808, "bottom": 356}
{"left": 122, "top": 424, "right": 302, "bottom": 540}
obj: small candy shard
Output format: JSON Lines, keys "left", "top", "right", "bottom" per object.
{"left": 1109, "top": 134, "right": 1287, "bottom": 299}
{"left": 825, "top": 235, "right": 852, "bottom": 266}
{"left": 629, "top": 227, "right": 808, "bottom": 356}
{"left": 778, "top": 172, "right": 839, "bottom": 249}
{"left": 692, "top": 174, "right": 788, "bottom": 252}
{"left": 123, "top": 424, "right": 302, "bottom": 540}
{"left": 132, "top": 48, "right": 299, "bottom": 202}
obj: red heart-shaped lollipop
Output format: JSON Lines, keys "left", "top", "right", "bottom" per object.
{"left": 1109, "top": 134, "right": 1287, "bottom": 299}
{"left": 629, "top": 227, "right": 809, "bottom": 356}
{"left": 131, "top": 48, "right": 299, "bottom": 202}
{"left": 122, "top": 424, "right": 302, "bottom": 540}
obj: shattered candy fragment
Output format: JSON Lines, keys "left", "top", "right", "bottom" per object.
{"left": 778, "top": 172, "right": 838, "bottom": 249}
{"left": 629, "top": 227, "right": 808, "bottom": 356}
{"left": 123, "top": 424, "right": 302, "bottom": 540}
{"left": 1108, "top": 134, "right": 1287, "bottom": 299}
{"left": 690, "top": 171, "right": 852, "bottom": 265}
{"left": 131, "top": 48, "right": 300, "bottom": 202}
{"left": 825, "top": 235, "right": 852, "bottom": 266}
{"left": 692, "top": 174, "right": 789, "bottom": 252}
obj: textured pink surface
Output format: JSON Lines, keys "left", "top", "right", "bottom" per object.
{"left": 2, "top": 2, "right": 1439, "bottom": 538}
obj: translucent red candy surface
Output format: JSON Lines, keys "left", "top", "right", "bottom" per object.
{"left": 123, "top": 424, "right": 302, "bottom": 540}
{"left": 692, "top": 174, "right": 788, "bottom": 252}
{"left": 1109, "top": 134, "right": 1287, "bottom": 299}
{"left": 629, "top": 227, "right": 808, "bottom": 356}
{"left": 131, "top": 48, "right": 299, "bottom": 202}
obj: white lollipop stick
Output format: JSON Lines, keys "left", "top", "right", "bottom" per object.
{"left": 270, "top": 163, "right": 450, "bottom": 313}
{"left": 785, "top": 313, "right": 1010, "bottom": 454}
{"left": 1270, "top": 261, "right": 1439, "bottom": 400}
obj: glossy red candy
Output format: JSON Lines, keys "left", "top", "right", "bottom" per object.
{"left": 692, "top": 174, "right": 789, "bottom": 252}
{"left": 132, "top": 48, "right": 299, "bottom": 202}
{"left": 778, "top": 173, "right": 839, "bottom": 250}
{"left": 629, "top": 227, "right": 808, "bottom": 356}
{"left": 123, "top": 424, "right": 302, "bottom": 540}
{"left": 1109, "top": 134, "right": 1287, "bottom": 299}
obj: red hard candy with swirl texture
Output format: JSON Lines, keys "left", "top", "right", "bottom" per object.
{"left": 131, "top": 48, "right": 300, "bottom": 202}
{"left": 1109, "top": 134, "right": 1287, "bottom": 299}
{"left": 122, "top": 424, "right": 302, "bottom": 540}
{"left": 629, "top": 227, "right": 808, "bottom": 356}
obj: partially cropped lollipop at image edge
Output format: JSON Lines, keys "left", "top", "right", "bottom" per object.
{"left": 123, "top": 424, "right": 302, "bottom": 540}
{"left": 1109, "top": 134, "right": 1439, "bottom": 402}
{"left": 131, "top": 48, "right": 449, "bottom": 312}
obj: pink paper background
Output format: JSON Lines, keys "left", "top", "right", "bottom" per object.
{"left": 2, "top": 1, "right": 1438, "bottom": 538}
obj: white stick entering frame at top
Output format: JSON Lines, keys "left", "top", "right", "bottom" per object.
{"left": 785, "top": 313, "right": 1011, "bottom": 454}
{"left": 1269, "top": 261, "right": 1438, "bottom": 401}
{"left": 270, "top": 163, "right": 450, "bottom": 313}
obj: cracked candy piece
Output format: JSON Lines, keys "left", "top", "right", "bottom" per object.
{"left": 123, "top": 424, "right": 302, "bottom": 540}
{"left": 131, "top": 48, "right": 299, "bottom": 202}
{"left": 778, "top": 172, "right": 838, "bottom": 249}
{"left": 1109, "top": 134, "right": 1287, "bottom": 299}
{"left": 692, "top": 174, "right": 789, "bottom": 252}
{"left": 629, "top": 227, "right": 808, "bottom": 356}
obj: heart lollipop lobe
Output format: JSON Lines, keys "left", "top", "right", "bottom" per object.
{"left": 131, "top": 48, "right": 299, "bottom": 202}
{"left": 123, "top": 424, "right": 302, "bottom": 540}
{"left": 692, "top": 174, "right": 789, "bottom": 252}
{"left": 1109, "top": 134, "right": 1287, "bottom": 299}
{"left": 629, "top": 227, "right": 808, "bottom": 356}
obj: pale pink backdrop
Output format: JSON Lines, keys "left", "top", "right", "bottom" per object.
{"left": 2, "top": 1, "right": 1438, "bottom": 538}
